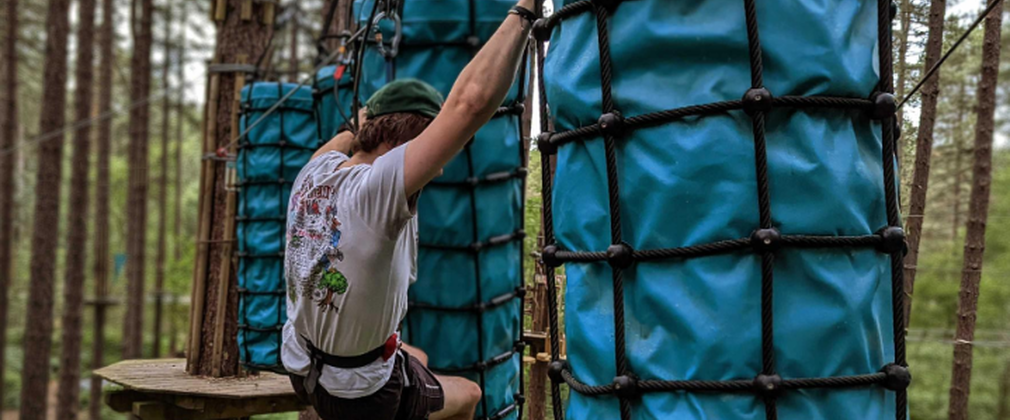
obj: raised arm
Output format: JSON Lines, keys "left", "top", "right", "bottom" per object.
{"left": 313, "top": 108, "right": 368, "bottom": 159}
{"left": 402, "top": 0, "right": 535, "bottom": 197}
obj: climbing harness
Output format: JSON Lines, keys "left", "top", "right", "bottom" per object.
{"left": 534, "top": 1, "right": 909, "bottom": 420}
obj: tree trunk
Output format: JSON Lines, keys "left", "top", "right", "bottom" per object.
{"left": 288, "top": 4, "right": 299, "bottom": 82}
{"left": 951, "top": 79, "right": 967, "bottom": 247}
{"left": 187, "top": 0, "right": 274, "bottom": 377}
{"left": 175, "top": 2, "right": 187, "bottom": 260}
{"left": 902, "top": 0, "right": 947, "bottom": 325}
{"left": 55, "top": 0, "right": 97, "bottom": 416}
{"left": 89, "top": 0, "right": 116, "bottom": 416}
{"left": 894, "top": 0, "right": 911, "bottom": 164}
{"left": 947, "top": 3, "right": 1004, "bottom": 419}
{"left": 322, "top": 0, "right": 353, "bottom": 52}
{"left": 19, "top": 0, "right": 72, "bottom": 418}
{"left": 153, "top": 0, "right": 173, "bottom": 360}
{"left": 123, "top": 0, "right": 154, "bottom": 360}
{"left": 0, "top": 0, "right": 18, "bottom": 412}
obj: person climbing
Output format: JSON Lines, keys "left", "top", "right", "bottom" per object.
{"left": 281, "top": 1, "right": 536, "bottom": 419}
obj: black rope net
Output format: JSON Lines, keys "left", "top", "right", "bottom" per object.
{"left": 533, "top": 1, "right": 909, "bottom": 419}
{"left": 237, "top": 80, "right": 318, "bottom": 373}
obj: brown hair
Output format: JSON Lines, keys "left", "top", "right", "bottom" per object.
{"left": 354, "top": 112, "right": 433, "bottom": 154}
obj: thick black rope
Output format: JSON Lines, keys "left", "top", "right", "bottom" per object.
{"left": 741, "top": 0, "right": 778, "bottom": 417}
{"left": 545, "top": 96, "right": 874, "bottom": 149}
{"left": 591, "top": 4, "right": 633, "bottom": 420}
{"left": 536, "top": 1, "right": 565, "bottom": 417}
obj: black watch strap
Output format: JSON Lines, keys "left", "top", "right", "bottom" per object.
{"left": 509, "top": 5, "right": 537, "bottom": 26}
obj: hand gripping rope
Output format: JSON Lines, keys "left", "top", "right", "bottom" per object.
{"left": 354, "top": 1, "right": 531, "bottom": 419}
{"left": 534, "top": 1, "right": 910, "bottom": 420}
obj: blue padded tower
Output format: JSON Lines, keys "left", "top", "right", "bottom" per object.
{"left": 536, "top": 1, "right": 909, "bottom": 419}
{"left": 314, "top": 64, "right": 356, "bottom": 142}
{"left": 352, "top": 1, "right": 528, "bottom": 419}
{"left": 236, "top": 82, "right": 319, "bottom": 372}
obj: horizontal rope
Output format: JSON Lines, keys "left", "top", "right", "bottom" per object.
{"left": 545, "top": 96, "right": 874, "bottom": 150}
{"left": 551, "top": 233, "right": 885, "bottom": 265}
{"left": 428, "top": 167, "right": 527, "bottom": 188}
{"left": 560, "top": 368, "right": 889, "bottom": 396}
{"left": 420, "top": 229, "right": 525, "bottom": 253}
{"left": 409, "top": 287, "right": 524, "bottom": 314}
{"left": 487, "top": 400, "right": 520, "bottom": 420}
{"left": 431, "top": 348, "right": 518, "bottom": 374}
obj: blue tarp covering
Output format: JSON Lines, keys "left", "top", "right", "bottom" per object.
{"left": 315, "top": 64, "right": 356, "bottom": 141}
{"left": 352, "top": 1, "right": 525, "bottom": 418}
{"left": 543, "top": 1, "right": 898, "bottom": 419}
{"left": 237, "top": 82, "right": 319, "bottom": 372}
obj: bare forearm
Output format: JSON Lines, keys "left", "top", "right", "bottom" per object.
{"left": 312, "top": 131, "right": 355, "bottom": 159}
{"left": 444, "top": 0, "right": 534, "bottom": 136}
{"left": 403, "top": 1, "right": 534, "bottom": 196}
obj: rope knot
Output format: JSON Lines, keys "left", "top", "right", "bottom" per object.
{"left": 753, "top": 373, "right": 782, "bottom": 397}
{"left": 742, "top": 87, "right": 774, "bottom": 116}
{"left": 750, "top": 228, "right": 781, "bottom": 253}
{"left": 880, "top": 363, "right": 911, "bottom": 391}
{"left": 598, "top": 112, "right": 626, "bottom": 138}
{"left": 541, "top": 244, "right": 561, "bottom": 268}
{"left": 612, "top": 374, "right": 639, "bottom": 399}
{"left": 870, "top": 92, "right": 896, "bottom": 120}
{"left": 548, "top": 360, "right": 569, "bottom": 384}
{"left": 876, "top": 226, "right": 907, "bottom": 255}
{"left": 537, "top": 132, "right": 557, "bottom": 155}
{"left": 606, "top": 242, "right": 634, "bottom": 269}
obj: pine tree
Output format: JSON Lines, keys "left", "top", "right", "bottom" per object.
{"left": 18, "top": 0, "right": 72, "bottom": 417}
{"left": 948, "top": 1, "right": 1004, "bottom": 418}
{"left": 0, "top": 0, "right": 18, "bottom": 411}
{"left": 55, "top": 0, "right": 96, "bottom": 415}
{"left": 153, "top": 0, "right": 172, "bottom": 359}
{"left": 123, "top": 0, "right": 154, "bottom": 360}
{"left": 89, "top": 0, "right": 115, "bottom": 416}
{"left": 902, "top": 0, "right": 947, "bottom": 324}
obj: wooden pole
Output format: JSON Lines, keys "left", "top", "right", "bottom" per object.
{"left": 187, "top": 67, "right": 219, "bottom": 374}
{"left": 189, "top": 0, "right": 274, "bottom": 378}
{"left": 947, "top": 2, "right": 1004, "bottom": 419}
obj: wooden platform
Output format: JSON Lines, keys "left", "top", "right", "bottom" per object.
{"left": 96, "top": 359, "right": 305, "bottom": 419}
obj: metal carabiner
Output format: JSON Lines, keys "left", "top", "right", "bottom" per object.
{"left": 371, "top": 11, "right": 402, "bottom": 60}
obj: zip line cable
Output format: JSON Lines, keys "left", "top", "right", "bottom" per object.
{"left": 897, "top": 0, "right": 1003, "bottom": 110}
{"left": 0, "top": 89, "right": 172, "bottom": 157}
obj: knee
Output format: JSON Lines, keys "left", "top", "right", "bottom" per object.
{"left": 462, "top": 380, "right": 483, "bottom": 406}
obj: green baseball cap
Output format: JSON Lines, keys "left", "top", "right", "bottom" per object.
{"left": 365, "top": 79, "right": 444, "bottom": 119}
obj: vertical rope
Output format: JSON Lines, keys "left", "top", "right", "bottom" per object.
{"left": 875, "top": 1, "right": 907, "bottom": 418}
{"left": 536, "top": 2, "right": 564, "bottom": 416}
{"left": 741, "top": 1, "right": 778, "bottom": 418}
{"left": 591, "top": 4, "right": 633, "bottom": 420}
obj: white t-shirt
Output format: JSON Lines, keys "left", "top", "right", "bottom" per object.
{"left": 282, "top": 144, "right": 418, "bottom": 399}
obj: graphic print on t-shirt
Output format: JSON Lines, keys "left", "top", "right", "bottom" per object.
{"left": 307, "top": 209, "right": 349, "bottom": 313}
